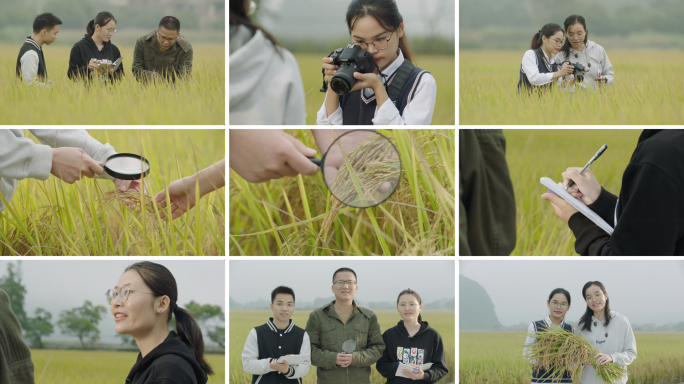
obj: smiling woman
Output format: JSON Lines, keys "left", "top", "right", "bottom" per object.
{"left": 108, "top": 261, "right": 214, "bottom": 384}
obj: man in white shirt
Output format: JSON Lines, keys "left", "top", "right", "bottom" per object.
{"left": 16, "top": 13, "right": 62, "bottom": 87}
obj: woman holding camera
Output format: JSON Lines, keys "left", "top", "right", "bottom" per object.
{"left": 317, "top": 0, "right": 437, "bottom": 125}
{"left": 518, "top": 23, "right": 576, "bottom": 93}
{"left": 554, "top": 15, "right": 614, "bottom": 91}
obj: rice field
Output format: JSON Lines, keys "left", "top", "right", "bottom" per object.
{"left": 0, "top": 44, "right": 224, "bottom": 125}
{"left": 230, "top": 310, "right": 455, "bottom": 384}
{"left": 30, "top": 349, "right": 225, "bottom": 384}
{"left": 229, "top": 129, "right": 455, "bottom": 256}
{"left": 295, "top": 53, "right": 456, "bottom": 125}
{"left": 504, "top": 129, "right": 642, "bottom": 256}
{"left": 460, "top": 331, "right": 684, "bottom": 384}
{"left": 0, "top": 129, "right": 225, "bottom": 256}
{"left": 459, "top": 50, "right": 684, "bottom": 125}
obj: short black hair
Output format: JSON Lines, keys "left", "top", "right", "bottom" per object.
{"left": 332, "top": 267, "right": 357, "bottom": 284}
{"left": 271, "top": 286, "right": 295, "bottom": 304}
{"left": 158, "top": 16, "right": 181, "bottom": 32}
{"left": 33, "top": 13, "right": 62, "bottom": 33}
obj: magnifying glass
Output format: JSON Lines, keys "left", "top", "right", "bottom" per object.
{"left": 308, "top": 130, "right": 401, "bottom": 208}
{"left": 342, "top": 339, "right": 357, "bottom": 354}
{"left": 103, "top": 153, "right": 150, "bottom": 180}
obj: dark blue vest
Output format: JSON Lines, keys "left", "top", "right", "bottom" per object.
{"left": 532, "top": 320, "right": 574, "bottom": 383}
{"left": 252, "top": 319, "right": 306, "bottom": 384}
{"left": 16, "top": 37, "right": 47, "bottom": 81}
{"left": 340, "top": 66, "right": 430, "bottom": 125}
{"left": 518, "top": 48, "right": 559, "bottom": 94}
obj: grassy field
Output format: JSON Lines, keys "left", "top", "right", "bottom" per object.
{"left": 460, "top": 331, "right": 684, "bottom": 384}
{"left": 0, "top": 44, "right": 224, "bottom": 124}
{"left": 0, "top": 129, "right": 225, "bottom": 256}
{"left": 230, "top": 310, "right": 455, "bottom": 384}
{"left": 504, "top": 129, "right": 642, "bottom": 256}
{"left": 294, "top": 53, "right": 455, "bottom": 125}
{"left": 459, "top": 50, "right": 684, "bottom": 125}
{"left": 31, "top": 349, "right": 225, "bottom": 384}
{"left": 229, "top": 129, "right": 455, "bottom": 256}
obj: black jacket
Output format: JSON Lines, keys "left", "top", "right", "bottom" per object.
{"left": 125, "top": 331, "right": 208, "bottom": 384}
{"left": 569, "top": 129, "right": 684, "bottom": 255}
{"left": 67, "top": 34, "right": 124, "bottom": 81}
{"left": 376, "top": 321, "right": 448, "bottom": 384}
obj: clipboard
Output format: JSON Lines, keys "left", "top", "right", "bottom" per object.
{"left": 540, "top": 177, "right": 614, "bottom": 235}
{"left": 276, "top": 354, "right": 309, "bottom": 366}
{"left": 395, "top": 362, "right": 433, "bottom": 378}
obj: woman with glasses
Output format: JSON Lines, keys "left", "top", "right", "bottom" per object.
{"left": 555, "top": 15, "right": 614, "bottom": 92}
{"left": 318, "top": 0, "right": 437, "bottom": 125}
{"left": 68, "top": 11, "right": 124, "bottom": 82}
{"left": 106, "top": 262, "right": 213, "bottom": 384}
{"left": 576, "top": 281, "right": 636, "bottom": 384}
{"left": 229, "top": 0, "right": 306, "bottom": 124}
{"left": 518, "top": 23, "right": 576, "bottom": 94}
{"left": 523, "top": 288, "right": 575, "bottom": 383}
{"left": 376, "top": 289, "right": 448, "bottom": 383}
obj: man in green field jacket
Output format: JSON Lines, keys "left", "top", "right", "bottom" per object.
{"left": 132, "top": 16, "right": 193, "bottom": 83}
{"left": 305, "top": 268, "right": 385, "bottom": 384}
{"left": 0, "top": 289, "right": 34, "bottom": 384}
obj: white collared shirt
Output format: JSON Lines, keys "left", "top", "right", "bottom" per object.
{"left": 520, "top": 48, "right": 557, "bottom": 86}
{"left": 316, "top": 50, "right": 437, "bottom": 125}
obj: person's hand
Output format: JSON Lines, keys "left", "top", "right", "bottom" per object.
{"left": 96, "top": 62, "right": 108, "bottom": 73}
{"left": 50, "top": 148, "right": 104, "bottom": 183}
{"left": 87, "top": 59, "right": 99, "bottom": 71}
{"left": 154, "top": 177, "right": 198, "bottom": 221}
{"left": 114, "top": 179, "right": 147, "bottom": 210}
{"left": 555, "top": 63, "right": 574, "bottom": 78}
{"left": 349, "top": 71, "right": 382, "bottom": 93}
{"left": 322, "top": 57, "right": 338, "bottom": 85}
{"left": 269, "top": 359, "right": 289, "bottom": 374}
{"left": 108, "top": 65, "right": 116, "bottom": 75}
{"left": 560, "top": 78, "right": 570, "bottom": 88}
{"left": 561, "top": 167, "right": 601, "bottom": 205}
{"left": 335, "top": 353, "right": 352, "bottom": 368}
{"left": 229, "top": 130, "right": 319, "bottom": 183}
{"left": 594, "top": 353, "right": 613, "bottom": 366}
{"left": 402, "top": 363, "right": 425, "bottom": 380}
{"left": 541, "top": 192, "right": 579, "bottom": 224}
{"left": 583, "top": 360, "right": 594, "bottom": 367}
{"left": 595, "top": 75, "right": 607, "bottom": 87}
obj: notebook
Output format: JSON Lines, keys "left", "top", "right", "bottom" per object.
{"left": 540, "top": 177, "right": 614, "bottom": 235}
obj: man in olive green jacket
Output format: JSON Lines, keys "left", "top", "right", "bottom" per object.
{"left": 0, "top": 289, "right": 34, "bottom": 384}
{"left": 132, "top": 16, "right": 193, "bottom": 83}
{"left": 305, "top": 268, "right": 385, "bottom": 384}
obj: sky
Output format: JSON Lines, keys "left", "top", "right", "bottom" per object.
{"left": 0, "top": 260, "right": 225, "bottom": 344}
{"left": 460, "top": 260, "right": 684, "bottom": 327}
{"left": 230, "top": 260, "right": 455, "bottom": 305}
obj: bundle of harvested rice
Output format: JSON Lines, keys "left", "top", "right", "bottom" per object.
{"left": 523, "top": 322, "right": 627, "bottom": 383}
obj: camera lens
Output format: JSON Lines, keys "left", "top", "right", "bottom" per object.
{"left": 331, "top": 64, "right": 357, "bottom": 95}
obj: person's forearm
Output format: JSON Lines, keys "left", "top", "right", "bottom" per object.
{"left": 325, "top": 88, "right": 340, "bottom": 117}
{"left": 373, "top": 83, "right": 389, "bottom": 109}
{"left": 192, "top": 158, "right": 225, "bottom": 197}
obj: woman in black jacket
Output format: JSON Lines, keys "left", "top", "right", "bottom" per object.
{"left": 68, "top": 11, "right": 124, "bottom": 82}
{"left": 106, "top": 262, "right": 213, "bottom": 384}
{"left": 376, "top": 289, "right": 448, "bottom": 383}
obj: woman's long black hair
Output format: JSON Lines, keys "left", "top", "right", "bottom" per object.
{"left": 345, "top": 0, "right": 414, "bottom": 64}
{"left": 560, "top": 15, "right": 588, "bottom": 59}
{"left": 397, "top": 288, "right": 423, "bottom": 321}
{"left": 578, "top": 281, "right": 611, "bottom": 332}
{"left": 229, "top": 0, "right": 282, "bottom": 54}
{"left": 125, "top": 262, "right": 214, "bottom": 376}
{"left": 531, "top": 23, "right": 563, "bottom": 50}
{"left": 87, "top": 12, "right": 116, "bottom": 36}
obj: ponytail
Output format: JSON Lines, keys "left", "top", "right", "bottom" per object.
{"left": 86, "top": 19, "right": 96, "bottom": 36}
{"left": 174, "top": 305, "right": 214, "bottom": 375}
{"left": 397, "top": 32, "right": 414, "bottom": 64}
{"left": 531, "top": 23, "right": 563, "bottom": 50}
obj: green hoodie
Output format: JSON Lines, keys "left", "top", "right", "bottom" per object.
{"left": 0, "top": 289, "right": 34, "bottom": 384}
{"left": 305, "top": 301, "right": 385, "bottom": 384}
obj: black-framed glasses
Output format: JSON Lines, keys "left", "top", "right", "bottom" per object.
{"left": 105, "top": 286, "right": 154, "bottom": 305}
{"left": 352, "top": 31, "right": 394, "bottom": 50}
{"left": 157, "top": 31, "right": 178, "bottom": 43}
{"left": 334, "top": 280, "right": 357, "bottom": 287}
{"left": 550, "top": 37, "right": 564, "bottom": 46}
{"left": 550, "top": 300, "right": 569, "bottom": 308}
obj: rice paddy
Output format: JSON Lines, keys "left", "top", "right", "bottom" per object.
{"left": 229, "top": 129, "right": 455, "bottom": 256}
{"left": 460, "top": 331, "right": 684, "bottom": 384}
{"left": 0, "top": 129, "right": 225, "bottom": 256}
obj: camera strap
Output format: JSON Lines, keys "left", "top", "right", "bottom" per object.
{"left": 386, "top": 59, "right": 416, "bottom": 101}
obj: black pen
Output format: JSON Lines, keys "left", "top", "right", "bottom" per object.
{"left": 565, "top": 144, "right": 608, "bottom": 191}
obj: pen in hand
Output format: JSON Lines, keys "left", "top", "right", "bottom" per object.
{"left": 565, "top": 144, "right": 608, "bottom": 191}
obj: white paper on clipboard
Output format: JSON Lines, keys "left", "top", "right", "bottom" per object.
{"left": 395, "top": 362, "right": 433, "bottom": 378}
{"left": 276, "top": 354, "right": 310, "bottom": 366}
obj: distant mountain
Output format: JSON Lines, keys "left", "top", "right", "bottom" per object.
{"left": 459, "top": 275, "right": 503, "bottom": 330}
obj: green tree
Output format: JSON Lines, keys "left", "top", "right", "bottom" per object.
{"left": 208, "top": 326, "right": 225, "bottom": 348}
{"left": 0, "top": 261, "right": 28, "bottom": 329}
{"left": 57, "top": 301, "right": 106, "bottom": 349}
{"left": 185, "top": 301, "right": 224, "bottom": 349}
{"left": 25, "top": 308, "right": 54, "bottom": 349}
{"left": 116, "top": 333, "right": 137, "bottom": 347}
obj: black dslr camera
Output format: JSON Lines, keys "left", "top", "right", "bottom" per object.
{"left": 562, "top": 61, "right": 585, "bottom": 82}
{"left": 320, "top": 44, "right": 380, "bottom": 95}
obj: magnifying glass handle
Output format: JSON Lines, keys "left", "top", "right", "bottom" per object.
{"left": 308, "top": 157, "right": 322, "bottom": 167}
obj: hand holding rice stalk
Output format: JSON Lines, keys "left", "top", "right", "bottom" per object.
{"left": 524, "top": 322, "right": 626, "bottom": 383}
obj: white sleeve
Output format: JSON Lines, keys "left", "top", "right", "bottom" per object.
{"left": 600, "top": 47, "right": 614, "bottom": 88}
{"left": 0, "top": 130, "right": 53, "bottom": 181}
{"left": 283, "top": 55, "right": 307, "bottom": 125}
{"left": 242, "top": 329, "right": 275, "bottom": 375}
{"left": 316, "top": 93, "right": 344, "bottom": 125}
{"left": 521, "top": 50, "right": 554, "bottom": 86}
{"left": 20, "top": 51, "right": 49, "bottom": 88}
{"left": 610, "top": 318, "right": 637, "bottom": 367}
{"left": 287, "top": 331, "right": 311, "bottom": 379}
{"left": 523, "top": 322, "right": 537, "bottom": 364}
{"left": 372, "top": 72, "right": 436, "bottom": 125}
